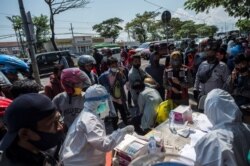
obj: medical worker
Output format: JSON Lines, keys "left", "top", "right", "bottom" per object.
{"left": 59, "top": 84, "right": 134, "bottom": 166}
{"left": 195, "top": 89, "right": 250, "bottom": 166}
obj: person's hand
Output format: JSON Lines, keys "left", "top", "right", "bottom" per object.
{"left": 193, "top": 90, "right": 200, "bottom": 101}
{"left": 231, "top": 69, "right": 238, "bottom": 82}
{"left": 172, "top": 77, "right": 180, "bottom": 85}
{"left": 172, "top": 87, "right": 180, "bottom": 94}
{"left": 121, "top": 125, "right": 134, "bottom": 134}
{"left": 118, "top": 68, "right": 125, "bottom": 77}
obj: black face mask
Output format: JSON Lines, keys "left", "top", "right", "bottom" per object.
{"left": 239, "top": 67, "right": 248, "bottom": 73}
{"left": 171, "top": 60, "right": 181, "bottom": 68}
{"left": 29, "top": 130, "right": 64, "bottom": 151}
{"left": 153, "top": 60, "right": 159, "bottom": 66}
{"left": 206, "top": 56, "right": 217, "bottom": 64}
{"left": 133, "top": 64, "right": 141, "bottom": 69}
{"left": 237, "top": 75, "right": 247, "bottom": 87}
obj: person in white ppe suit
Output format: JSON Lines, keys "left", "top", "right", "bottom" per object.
{"left": 59, "top": 84, "right": 134, "bottom": 166}
{"left": 195, "top": 88, "right": 250, "bottom": 166}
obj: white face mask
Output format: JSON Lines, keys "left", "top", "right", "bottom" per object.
{"left": 110, "top": 68, "right": 118, "bottom": 73}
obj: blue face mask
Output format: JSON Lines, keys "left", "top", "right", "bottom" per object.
{"left": 97, "top": 102, "right": 108, "bottom": 114}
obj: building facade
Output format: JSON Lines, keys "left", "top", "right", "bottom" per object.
{"left": 0, "top": 42, "right": 22, "bottom": 56}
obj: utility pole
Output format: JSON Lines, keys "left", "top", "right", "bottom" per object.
{"left": 18, "top": 0, "right": 41, "bottom": 84}
{"left": 70, "top": 23, "right": 77, "bottom": 53}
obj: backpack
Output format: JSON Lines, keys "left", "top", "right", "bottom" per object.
{"left": 155, "top": 99, "right": 176, "bottom": 125}
{"left": 198, "top": 62, "right": 218, "bottom": 84}
{"left": 111, "top": 79, "right": 122, "bottom": 99}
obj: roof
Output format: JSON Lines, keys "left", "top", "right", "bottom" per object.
{"left": 0, "top": 42, "right": 19, "bottom": 48}
{"left": 93, "top": 43, "right": 119, "bottom": 49}
{"left": 35, "top": 50, "right": 70, "bottom": 57}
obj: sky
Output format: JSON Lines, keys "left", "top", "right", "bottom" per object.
{"left": 0, "top": 0, "right": 238, "bottom": 42}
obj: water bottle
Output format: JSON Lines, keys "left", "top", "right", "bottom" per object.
{"left": 169, "top": 110, "right": 177, "bottom": 134}
{"left": 148, "top": 136, "right": 157, "bottom": 154}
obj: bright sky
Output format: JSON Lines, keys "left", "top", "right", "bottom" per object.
{"left": 0, "top": 0, "right": 238, "bottom": 42}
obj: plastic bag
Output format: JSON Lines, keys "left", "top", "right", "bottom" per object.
{"left": 155, "top": 99, "right": 176, "bottom": 125}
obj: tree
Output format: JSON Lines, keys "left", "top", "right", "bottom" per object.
{"left": 33, "top": 14, "right": 50, "bottom": 51}
{"left": 168, "top": 17, "right": 184, "bottom": 34}
{"left": 196, "top": 26, "right": 211, "bottom": 37}
{"left": 184, "top": 0, "right": 250, "bottom": 18}
{"left": 179, "top": 21, "right": 197, "bottom": 37}
{"left": 236, "top": 19, "right": 250, "bottom": 32}
{"left": 44, "top": 0, "right": 90, "bottom": 51}
{"left": 92, "top": 17, "right": 124, "bottom": 43}
{"left": 209, "top": 25, "right": 219, "bottom": 35}
{"left": 125, "top": 11, "right": 159, "bottom": 43}
{"left": 6, "top": 16, "right": 25, "bottom": 56}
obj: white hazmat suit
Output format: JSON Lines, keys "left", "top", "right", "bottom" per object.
{"left": 195, "top": 89, "right": 250, "bottom": 166}
{"left": 59, "top": 84, "right": 134, "bottom": 166}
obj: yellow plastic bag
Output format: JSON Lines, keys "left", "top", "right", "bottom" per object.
{"left": 155, "top": 99, "right": 176, "bottom": 125}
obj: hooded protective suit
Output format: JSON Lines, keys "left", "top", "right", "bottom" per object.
{"left": 195, "top": 89, "right": 250, "bottom": 166}
{"left": 59, "top": 84, "right": 131, "bottom": 166}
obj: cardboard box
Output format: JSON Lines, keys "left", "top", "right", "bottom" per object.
{"left": 114, "top": 134, "right": 148, "bottom": 165}
{"left": 172, "top": 105, "right": 192, "bottom": 123}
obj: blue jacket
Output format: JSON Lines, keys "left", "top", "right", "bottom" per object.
{"left": 98, "top": 69, "right": 127, "bottom": 102}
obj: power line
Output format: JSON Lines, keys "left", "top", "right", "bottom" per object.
{"left": 143, "top": 0, "right": 205, "bottom": 22}
{"left": 0, "top": 12, "right": 15, "bottom": 16}
{"left": 56, "top": 26, "right": 91, "bottom": 29}
{"left": 55, "top": 19, "right": 98, "bottom": 24}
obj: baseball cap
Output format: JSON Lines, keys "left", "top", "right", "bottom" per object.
{"left": 0, "top": 93, "right": 55, "bottom": 151}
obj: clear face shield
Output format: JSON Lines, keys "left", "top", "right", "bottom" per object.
{"left": 96, "top": 98, "right": 110, "bottom": 119}
{"left": 84, "top": 94, "right": 110, "bottom": 117}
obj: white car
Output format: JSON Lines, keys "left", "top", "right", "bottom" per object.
{"left": 135, "top": 42, "right": 152, "bottom": 52}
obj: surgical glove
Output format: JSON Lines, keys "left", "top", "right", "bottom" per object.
{"left": 121, "top": 125, "right": 134, "bottom": 134}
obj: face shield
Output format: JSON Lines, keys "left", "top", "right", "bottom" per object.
{"left": 84, "top": 94, "right": 110, "bottom": 115}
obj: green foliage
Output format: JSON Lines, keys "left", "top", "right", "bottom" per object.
{"left": 126, "top": 11, "right": 219, "bottom": 42}
{"left": 184, "top": 0, "right": 250, "bottom": 18}
{"left": 33, "top": 14, "right": 50, "bottom": 50}
{"left": 93, "top": 17, "right": 124, "bottom": 43}
{"left": 6, "top": 16, "right": 22, "bottom": 31}
{"left": 125, "top": 11, "right": 160, "bottom": 42}
{"left": 236, "top": 19, "right": 250, "bottom": 32}
{"left": 7, "top": 14, "right": 50, "bottom": 51}
{"left": 168, "top": 17, "right": 184, "bottom": 34}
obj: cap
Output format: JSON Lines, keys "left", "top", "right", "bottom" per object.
{"left": 131, "top": 54, "right": 141, "bottom": 59}
{"left": 0, "top": 93, "right": 55, "bottom": 150}
{"left": 206, "top": 40, "right": 220, "bottom": 51}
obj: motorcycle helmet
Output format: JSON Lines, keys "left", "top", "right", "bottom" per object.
{"left": 0, "top": 97, "right": 12, "bottom": 119}
{"left": 77, "top": 55, "right": 96, "bottom": 67}
{"left": 61, "top": 68, "right": 91, "bottom": 94}
{"left": 0, "top": 54, "right": 29, "bottom": 73}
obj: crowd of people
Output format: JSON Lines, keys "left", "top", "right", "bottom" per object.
{"left": 0, "top": 35, "right": 249, "bottom": 165}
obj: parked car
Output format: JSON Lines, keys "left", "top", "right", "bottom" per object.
{"left": 135, "top": 42, "right": 151, "bottom": 53}
{"left": 136, "top": 41, "right": 171, "bottom": 60}
{"left": 28, "top": 50, "right": 75, "bottom": 74}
